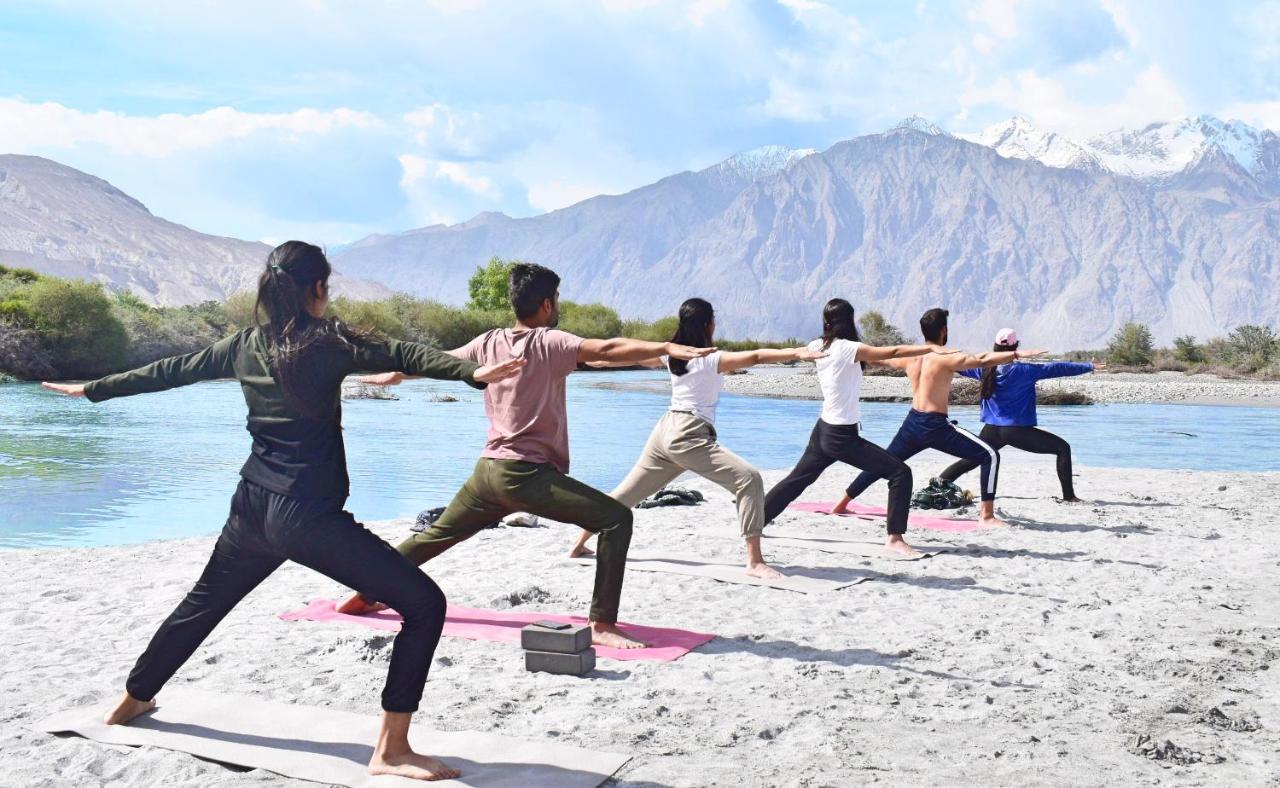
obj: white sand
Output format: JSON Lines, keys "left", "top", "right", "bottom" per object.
{"left": 3, "top": 457, "right": 1278, "bottom": 786}
{"left": 717, "top": 367, "right": 1280, "bottom": 407}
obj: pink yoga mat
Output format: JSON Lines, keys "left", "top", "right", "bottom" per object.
{"left": 786, "top": 501, "right": 980, "bottom": 533}
{"left": 280, "top": 600, "right": 714, "bottom": 663}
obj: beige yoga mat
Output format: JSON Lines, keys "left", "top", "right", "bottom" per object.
{"left": 36, "top": 686, "right": 629, "bottom": 787}
{"left": 765, "top": 528, "right": 947, "bottom": 562}
{"left": 571, "top": 552, "right": 870, "bottom": 593}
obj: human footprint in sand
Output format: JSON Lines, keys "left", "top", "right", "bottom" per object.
{"left": 833, "top": 308, "right": 1045, "bottom": 532}
{"left": 44, "top": 242, "right": 526, "bottom": 781}
{"left": 338, "top": 263, "right": 715, "bottom": 651}
{"left": 759, "top": 299, "right": 961, "bottom": 558}
{"left": 569, "top": 298, "right": 825, "bottom": 580}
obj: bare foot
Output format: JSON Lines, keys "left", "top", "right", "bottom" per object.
{"left": 337, "top": 593, "right": 388, "bottom": 616}
{"left": 568, "top": 545, "right": 594, "bottom": 558}
{"left": 591, "top": 622, "right": 646, "bottom": 649}
{"left": 104, "top": 693, "right": 155, "bottom": 725}
{"left": 830, "top": 494, "right": 853, "bottom": 514}
{"left": 1059, "top": 496, "right": 1085, "bottom": 503}
{"left": 745, "top": 561, "right": 786, "bottom": 580}
{"left": 884, "top": 535, "right": 921, "bottom": 558}
{"left": 979, "top": 515, "right": 1010, "bottom": 528}
{"left": 369, "top": 751, "right": 460, "bottom": 782}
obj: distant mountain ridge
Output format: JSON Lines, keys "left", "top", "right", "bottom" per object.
{"left": 0, "top": 154, "right": 387, "bottom": 306}
{"left": 333, "top": 115, "right": 1280, "bottom": 348}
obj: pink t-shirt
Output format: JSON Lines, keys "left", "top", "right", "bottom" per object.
{"left": 453, "top": 327, "right": 584, "bottom": 473}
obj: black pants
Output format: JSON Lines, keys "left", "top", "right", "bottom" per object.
{"left": 126, "top": 479, "right": 446, "bottom": 714}
{"left": 845, "top": 409, "right": 1001, "bottom": 503}
{"left": 763, "top": 420, "right": 913, "bottom": 535}
{"left": 939, "top": 424, "right": 1075, "bottom": 498}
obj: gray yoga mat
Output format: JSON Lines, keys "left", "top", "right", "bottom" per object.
{"left": 571, "top": 552, "right": 870, "bottom": 593}
{"left": 765, "top": 528, "right": 947, "bottom": 562}
{"left": 36, "top": 686, "right": 629, "bottom": 787}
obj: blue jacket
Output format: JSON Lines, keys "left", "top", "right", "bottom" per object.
{"left": 959, "top": 361, "right": 1094, "bottom": 426}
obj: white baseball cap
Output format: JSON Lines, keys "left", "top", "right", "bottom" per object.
{"left": 995, "top": 327, "right": 1019, "bottom": 345}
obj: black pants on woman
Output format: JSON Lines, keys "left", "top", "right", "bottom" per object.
{"left": 938, "top": 424, "right": 1075, "bottom": 499}
{"left": 763, "top": 420, "right": 913, "bottom": 535}
{"left": 125, "top": 479, "right": 447, "bottom": 713}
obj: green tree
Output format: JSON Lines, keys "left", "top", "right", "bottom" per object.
{"left": 1106, "top": 322, "right": 1154, "bottom": 366}
{"left": 467, "top": 256, "right": 514, "bottom": 312}
{"left": 1224, "top": 324, "right": 1278, "bottom": 371}
{"left": 26, "top": 278, "right": 127, "bottom": 377}
{"left": 559, "top": 301, "right": 623, "bottom": 338}
{"left": 859, "top": 310, "right": 908, "bottom": 345}
{"left": 1172, "top": 335, "right": 1205, "bottom": 364}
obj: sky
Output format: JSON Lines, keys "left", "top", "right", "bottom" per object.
{"left": 0, "top": 0, "right": 1276, "bottom": 245}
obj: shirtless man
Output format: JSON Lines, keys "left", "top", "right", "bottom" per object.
{"left": 832, "top": 308, "right": 1044, "bottom": 529}
{"left": 337, "top": 262, "right": 715, "bottom": 649}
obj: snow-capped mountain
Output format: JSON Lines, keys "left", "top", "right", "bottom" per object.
{"left": 958, "top": 116, "right": 1106, "bottom": 173}
{"left": 712, "top": 144, "right": 816, "bottom": 180}
{"left": 964, "top": 115, "right": 1279, "bottom": 182}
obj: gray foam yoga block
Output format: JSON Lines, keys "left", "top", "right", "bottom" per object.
{"left": 520, "top": 621, "right": 592, "bottom": 654}
{"left": 525, "top": 647, "right": 596, "bottom": 676}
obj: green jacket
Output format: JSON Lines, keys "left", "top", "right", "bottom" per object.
{"left": 85, "top": 326, "right": 482, "bottom": 498}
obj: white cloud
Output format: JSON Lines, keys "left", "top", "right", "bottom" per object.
{"left": 397, "top": 153, "right": 498, "bottom": 197}
{"left": 1220, "top": 101, "right": 1280, "bottom": 131}
{"left": 968, "top": 0, "right": 1021, "bottom": 39}
{"left": 0, "top": 98, "right": 379, "bottom": 157}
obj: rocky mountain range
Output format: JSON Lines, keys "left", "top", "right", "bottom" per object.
{"left": 334, "top": 115, "right": 1280, "bottom": 348}
{"left": 0, "top": 155, "right": 386, "bottom": 305}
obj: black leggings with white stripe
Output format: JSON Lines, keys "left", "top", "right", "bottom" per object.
{"left": 938, "top": 424, "right": 1074, "bottom": 499}
{"left": 845, "top": 409, "right": 1000, "bottom": 502}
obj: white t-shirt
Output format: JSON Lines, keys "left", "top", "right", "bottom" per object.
{"left": 812, "top": 338, "right": 863, "bottom": 425}
{"left": 665, "top": 352, "right": 723, "bottom": 425}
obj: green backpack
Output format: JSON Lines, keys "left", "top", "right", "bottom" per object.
{"left": 911, "top": 477, "right": 974, "bottom": 510}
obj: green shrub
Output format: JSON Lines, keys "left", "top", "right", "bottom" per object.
{"left": 1106, "top": 322, "right": 1154, "bottom": 366}
{"left": 559, "top": 301, "right": 623, "bottom": 339}
{"left": 467, "top": 256, "right": 516, "bottom": 311}
{"left": 1172, "top": 335, "right": 1204, "bottom": 364}
{"left": 1223, "top": 324, "right": 1277, "bottom": 372}
{"left": 859, "top": 310, "right": 908, "bottom": 346}
{"left": 25, "top": 278, "right": 127, "bottom": 377}
{"left": 621, "top": 316, "right": 678, "bottom": 342}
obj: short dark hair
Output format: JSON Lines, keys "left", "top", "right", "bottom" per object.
{"left": 920, "top": 307, "right": 949, "bottom": 343}
{"left": 510, "top": 263, "right": 560, "bottom": 319}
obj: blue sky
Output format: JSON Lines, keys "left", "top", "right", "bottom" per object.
{"left": 1, "top": 0, "right": 1276, "bottom": 244}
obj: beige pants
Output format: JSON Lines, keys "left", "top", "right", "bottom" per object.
{"left": 611, "top": 410, "right": 765, "bottom": 538}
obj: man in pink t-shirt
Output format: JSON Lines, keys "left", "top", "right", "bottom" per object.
{"left": 341, "top": 263, "right": 713, "bottom": 649}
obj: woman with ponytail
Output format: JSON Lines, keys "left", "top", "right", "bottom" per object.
{"left": 42, "top": 241, "right": 524, "bottom": 782}
{"left": 936, "top": 327, "right": 1102, "bottom": 502}
{"left": 760, "top": 299, "right": 951, "bottom": 557}
{"left": 569, "top": 297, "right": 825, "bottom": 579}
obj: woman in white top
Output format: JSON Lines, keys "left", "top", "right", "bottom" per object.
{"left": 570, "top": 298, "right": 824, "bottom": 579}
{"left": 761, "top": 298, "right": 947, "bottom": 557}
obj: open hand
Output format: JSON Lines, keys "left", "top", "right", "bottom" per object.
{"left": 359, "top": 372, "right": 406, "bottom": 386}
{"left": 474, "top": 356, "right": 526, "bottom": 384}
{"left": 667, "top": 343, "right": 717, "bottom": 361}
{"left": 42, "top": 382, "right": 85, "bottom": 397}
{"left": 1091, "top": 360, "right": 1108, "bottom": 371}
{"left": 793, "top": 347, "right": 827, "bottom": 361}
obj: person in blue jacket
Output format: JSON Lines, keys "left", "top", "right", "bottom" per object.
{"left": 938, "top": 327, "right": 1104, "bottom": 502}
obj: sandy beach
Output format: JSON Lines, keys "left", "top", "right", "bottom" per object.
{"left": 710, "top": 367, "right": 1280, "bottom": 407}
{"left": 3, "top": 455, "right": 1278, "bottom": 786}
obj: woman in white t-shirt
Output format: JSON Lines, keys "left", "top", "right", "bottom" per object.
{"left": 761, "top": 298, "right": 945, "bottom": 557}
{"left": 570, "top": 298, "right": 824, "bottom": 579}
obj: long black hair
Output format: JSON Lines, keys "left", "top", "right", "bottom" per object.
{"left": 254, "top": 241, "right": 359, "bottom": 419}
{"left": 667, "top": 298, "right": 715, "bottom": 376}
{"left": 821, "top": 298, "right": 861, "bottom": 349}
{"left": 979, "top": 341, "right": 1019, "bottom": 400}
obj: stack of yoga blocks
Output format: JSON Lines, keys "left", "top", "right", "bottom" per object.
{"left": 521, "top": 620, "right": 596, "bottom": 676}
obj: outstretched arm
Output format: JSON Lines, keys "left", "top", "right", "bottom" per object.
{"left": 586, "top": 357, "right": 666, "bottom": 369}
{"left": 955, "top": 348, "right": 1047, "bottom": 371}
{"left": 856, "top": 343, "right": 951, "bottom": 363}
{"left": 1032, "top": 360, "right": 1101, "bottom": 379}
{"left": 578, "top": 337, "right": 715, "bottom": 364}
{"left": 354, "top": 338, "right": 524, "bottom": 388}
{"left": 45, "top": 330, "right": 244, "bottom": 402}
{"left": 718, "top": 346, "right": 825, "bottom": 374}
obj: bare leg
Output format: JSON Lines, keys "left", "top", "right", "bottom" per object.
{"left": 884, "top": 533, "right": 921, "bottom": 558}
{"left": 978, "top": 500, "right": 1009, "bottom": 527}
{"left": 830, "top": 494, "right": 853, "bottom": 514}
{"left": 104, "top": 692, "right": 155, "bottom": 725}
{"left": 744, "top": 535, "right": 785, "bottom": 579}
{"left": 591, "top": 621, "right": 646, "bottom": 649}
{"left": 368, "top": 711, "right": 460, "bottom": 782}
{"left": 337, "top": 593, "right": 389, "bottom": 616}
{"left": 568, "top": 528, "right": 595, "bottom": 558}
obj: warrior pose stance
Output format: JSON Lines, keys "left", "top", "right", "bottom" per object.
{"left": 937, "top": 327, "right": 1102, "bottom": 502}
{"left": 43, "top": 242, "right": 523, "bottom": 782}
{"left": 568, "top": 297, "right": 826, "bottom": 578}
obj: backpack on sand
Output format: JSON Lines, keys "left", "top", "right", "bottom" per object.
{"left": 910, "top": 477, "right": 973, "bottom": 510}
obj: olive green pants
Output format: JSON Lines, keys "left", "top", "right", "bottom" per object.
{"left": 392, "top": 458, "right": 633, "bottom": 623}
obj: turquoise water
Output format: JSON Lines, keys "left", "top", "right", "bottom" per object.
{"left": 1, "top": 372, "right": 1276, "bottom": 548}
